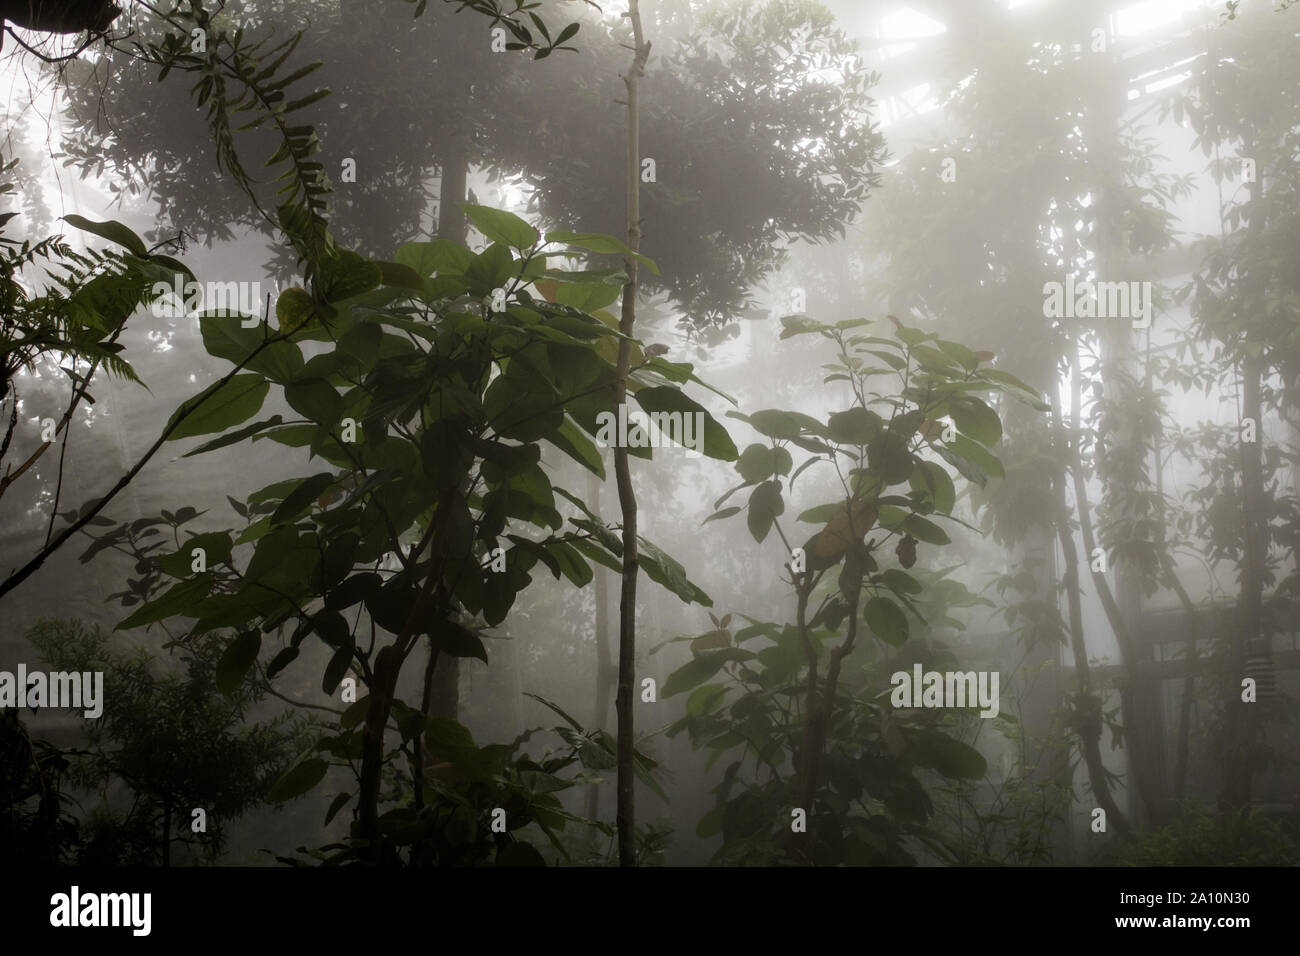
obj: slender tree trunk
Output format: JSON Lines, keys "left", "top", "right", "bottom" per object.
{"left": 359, "top": 489, "right": 457, "bottom": 859}
{"left": 1225, "top": 352, "right": 1264, "bottom": 804}
{"left": 162, "top": 799, "right": 171, "bottom": 868}
{"left": 586, "top": 472, "right": 613, "bottom": 821}
{"left": 1067, "top": 375, "right": 1166, "bottom": 825}
{"left": 418, "top": 137, "right": 471, "bottom": 734}
{"left": 1056, "top": 381, "right": 1128, "bottom": 835}
{"left": 1223, "top": 164, "right": 1267, "bottom": 807}
{"left": 614, "top": 0, "right": 650, "bottom": 867}
{"left": 439, "top": 136, "right": 469, "bottom": 246}
{"left": 1165, "top": 562, "right": 1199, "bottom": 801}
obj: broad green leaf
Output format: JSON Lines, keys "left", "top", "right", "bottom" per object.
{"left": 395, "top": 239, "right": 474, "bottom": 277}
{"left": 165, "top": 374, "right": 269, "bottom": 441}
{"left": 63, "top": 214, "right": 147, "bottom": 256}
{"left": 702, "top": 506, "right": 741, "bottom": 525}
{"left": 267, "top": 757, "right": 329, "bottom": 803}
{"left": 633, "top": 386, "right": 737, "bottom": 460}
{"left": 270, "top": 472, "right": 335, "bottom": 526}
{"left": 864, "top": 595, "right": 908, "bottom": 646}
{"left": 778, "top": 314, "right": 829, "bottom": 338}
{"left": 463, "top": 204, "right": 539, "bottom": 250}
{"left": 545, "top": 229, "right": 660, "bottom": 275}
{"left": 828, "top": 407, "right": 883, "bottom": 445}
{"left": 182, "top": 415, "right": 284, "bottom": 457}
{"left": 912, "top": 732, "right": 987, "bottom": 780}
{"left": 902, "top": 513, "right": 951, "bottom": 545}
{"left": 200, "top": 313, "right": 303, "bottom": 383}
{"left": 736, "top": 443, "right": 774, "bottom": 483}
{"left": 910, "top": 460, "right": 956, "bottom": 513}
{"left": 284, "top": 378, "right": 343, "bottom": 425}
{"left": 547, "top": 415, "right": 606, "bottom": 478}
{"left": 937, "top": 434, "right": 1004, "bottom": 485}
{"left": 868, "top": 430, "right": 913, "bottom": 485}
{"left": 734, "top": 408, "right": 826, "bottom": 440}
{"left": 116, "top": 575, "right": 213, "bottom": 630}
{"left": 746, "top": 480, "right": 783, "bottom": 544}
{"left": 639, "top": 536, "right": 711, "bottom": 606}
{"left": 158, "top": 531, "right": 233, "bottom": 577}
{"left": 322, "top": 645, "right": 353, "bottom": 695}
{"left": 374, "top": 259, "right": 427, "bottom": 292}
{"left": 216, "top": 630, "right": 261, "bottom": 695}
{"left": 950, "top": 396, "right": 1002, "bottom": 447}
{"left": 663, "top": 649, "right": 753, "bottom": 698}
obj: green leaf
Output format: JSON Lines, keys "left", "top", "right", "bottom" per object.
{"left": 374, "top": 260, "right": 427, "bottom": 292}
{"left": 284, "top": 378, "right": 343, "bottom": 426}
{"left": 864, "top": 595, "right": 908, "bottom": 646}
{"left": 911, "top": 732, "right": 987, "bottom": 780}
{"left": 686, "top": 683, "right": 728, "bottom": 716}
{"left": 116, "top": 575, "right": 213, "bottom": 630}
{"left": 524, "top": 692, "right": 584, "bottom": 732}
{"left": 547, "top": 416, "right": 605, "bottom": 478}
{"left": 496, "top": 842, "right": 547, "bottom": 866}
{"left": 545, "top": 229, "right": 660, "bottom": 275}
{"left": 165, "top": 374, "right": 269, "bottom": 441}
{"left": 736, "top": 443, "right": 774, "bottom": 483}
{"left": 702, "top": 506, "right": 741, "bottom": 525}
{"left": 182, "top": 415, "right": 285, "bottom": 458}
{"left": 937, "top": 434, "right": 1004, "bottom": 485}
{"left": 662, "top": 649, "right": 753, "bottom": 698}
{"left": 632, "top": 386, "right": 737, "bottom": 460}
{"left": 199, "top": 313, "right": 303, "bottom": 383}
{"left": 902, "top": 513, "right": 950, "bottom": 545}
{"left": 267, "top": 757, "right": 329, "bottom": 803}
{"left": 868, "top": 430, "right": 914, "bottom": 485}
{"left": 431, "top": 619, "right": 489, "bottom": 664}
{"left": 827, "top": 407, "right": 883, "bottom": 445}
{"left": 63, "top": 215, "right": 147, "bottom": 256}
{"left": 395, "top": 239, "right": 473, "bottom": 277}
{"left": 216, "top": 630, "right": 261, "bottom": 695}
{"left": 318, "top": 249, "right": 382, "bottom": 302}
{"left": 463, "top": 204, "right": 539, "bottom": 250}
{"left": 324, "top": 792, "right": 352, "bottom": 826}
{"left": 778, "top": 315, "right": 829, "bottom": 339}
{"left": 909, "top": 460, "right": 956, "bottom": 513}
{"left": 639, "top": 536, "right": 711, "bottom": 606}
{"left": 736, "top": 408, "right": 826, "bottom": 440}
{"left": 270, "top": 472, "right": 335, "bottom": 526}
{"left": 746, "top": 481, "right": 783, "bottom": 544}
{"left": 950, "top": 397, "right": 1002, "bottom": 447}
{"left": 266, "top": 646, "right": 300, "bottom": 679}
{"left": 546, "top": 540, "right": 593, "bottom": 588}
{"left": 322, "top": 645, "right": 352, "bottom": 695}
{"left": 158, "top": 531, "right": 234, "bottom": 577}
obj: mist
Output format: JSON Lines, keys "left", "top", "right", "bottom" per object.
{"left": 1, "top": 0, "right": 1297, "bottom": 879}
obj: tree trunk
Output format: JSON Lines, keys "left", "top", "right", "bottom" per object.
{"left": 586, "top": 472, "right": 613, "bottom": 821}
{"left": 1056, "top": 380, "right": 1128, "bottom": 835}
{"left": 614, "top": 0, "right": 650, "bottom": 867}
{"left": 1225, "top": 352, "right": 1264, "bottom": 804}
{"left": 438, "top": 136, "right": 469, "bottom": 247}
{"left": 418, "top": 137, "right": 471, "bottom": 731}
{"left": 1223, "top": 162, "right": 1267, "bottom": 807}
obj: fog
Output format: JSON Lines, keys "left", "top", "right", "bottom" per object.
{"left": 2, "top": 0, "right": 1297, "bottom": 869}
